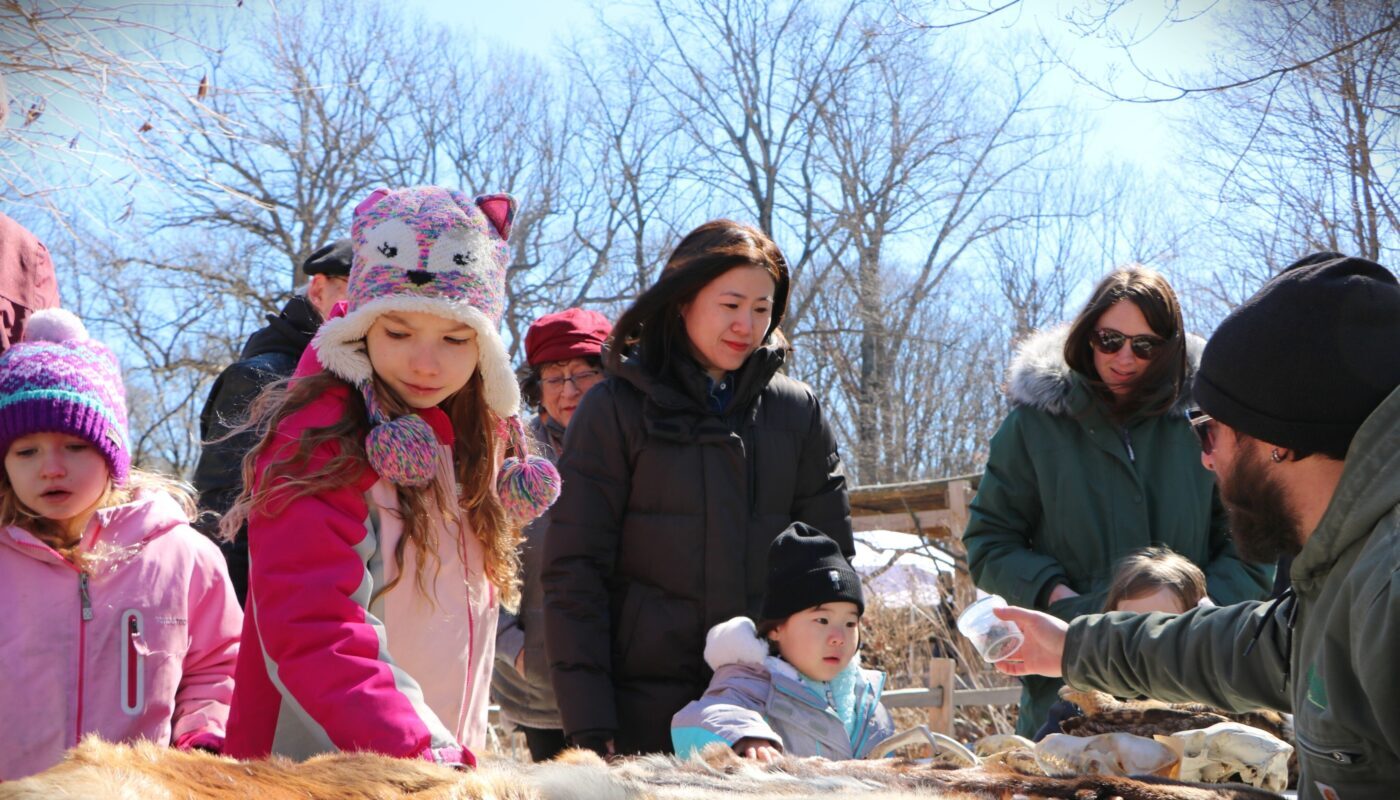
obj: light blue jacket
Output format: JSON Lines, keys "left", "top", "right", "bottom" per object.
{"left": 671, "top": 617, "right": 894, "bottom": 760}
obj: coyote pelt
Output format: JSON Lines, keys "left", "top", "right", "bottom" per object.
{"left": 0, "top": 737, "right": 1286, "bottom": 800}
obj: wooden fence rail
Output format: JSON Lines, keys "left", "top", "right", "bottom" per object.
{"left": 882, "top": 658, "right": 1021, "bottom": 735}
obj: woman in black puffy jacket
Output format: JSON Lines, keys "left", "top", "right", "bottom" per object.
{"left": 542, "top": 220, "right": 853, "bottom": 756}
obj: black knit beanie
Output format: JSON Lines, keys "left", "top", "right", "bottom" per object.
{"left": 302, "top": 238, "right": 353, "bottom": 277}
{"left": 760, "top": 522, "right": 864, "bottom": 621}
{"left": 1193, "top": 252, "right": 1400, "bottom": 458}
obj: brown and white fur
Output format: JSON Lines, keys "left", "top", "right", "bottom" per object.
{"left": 0, "top": 737, "right": 1287, "bottom": 800}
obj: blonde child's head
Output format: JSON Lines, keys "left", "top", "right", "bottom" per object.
{"left": 757, "top": 523, "right": 864, "bottom": 682}
{"left": 0, "top": 310, "right": 194, "bottom": 563}
{"left": 222, "top": 186, "right": 559, "bottom": 609}
{"left": 1104, "top": 546, "right": 1208, "bottom": 614}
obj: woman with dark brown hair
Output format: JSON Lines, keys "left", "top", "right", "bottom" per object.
{"left": 962, "top": 265, "right": 1272, "bottom": 737}
{"left": 542, "top": 220, "right": 852, "bottom": 756}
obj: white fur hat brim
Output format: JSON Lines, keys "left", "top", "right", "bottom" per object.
{"left": 312, "top": 294, "right": 520, "bottom": 417}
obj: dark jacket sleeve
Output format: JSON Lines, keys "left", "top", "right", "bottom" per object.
{"left": 791, "top": 388, "right": 853, "bottom": 559}
{"left": 1063, "top": 601, "right": 1292, "bottom": 714}
{"left": 1201, "top": 486, "right": 1274, "bottom": 605}
{"left": 963, "top": 410, "right": 1070, "bottom": 611}
{"left": 542, "top": 384, "right": 631, "bottom": 737}
{"left": 192, "top": 361, "right": 274, "bottom": 538}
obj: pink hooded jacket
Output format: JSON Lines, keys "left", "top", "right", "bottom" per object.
{"left": 0, "top": 489, "right": 242, "bottom": 781}
{"left": 223, "top": 384, "right": 498, "bottom": 766}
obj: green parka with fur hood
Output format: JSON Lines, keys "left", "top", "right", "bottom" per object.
{"left": 962, "top": 325, "right": 1273, "bottom": 736}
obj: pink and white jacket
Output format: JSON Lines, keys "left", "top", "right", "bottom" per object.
{"left": 0, "top": 489, "right": 241, "bottom": 781}
{"left": 223, "top": 385, "right": 498, "bottom": 766}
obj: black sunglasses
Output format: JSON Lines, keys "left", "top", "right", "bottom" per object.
{"left": 1187, "top": 409, "right": 1217, "bottom": 455}
{"left": 1090, "top": 328, "right": 1168, "bottom": 360}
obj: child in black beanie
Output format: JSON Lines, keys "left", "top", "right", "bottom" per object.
{"left": 671, "top": 522, "right": 894, "bottom": 761}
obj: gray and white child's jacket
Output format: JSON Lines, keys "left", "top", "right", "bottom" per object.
{"left": 671, "top": 617, "right": 894, "bottom": 759}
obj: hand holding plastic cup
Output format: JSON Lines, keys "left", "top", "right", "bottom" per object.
{"left": 956, "top": 594, "right": 1025, "bottom": 662}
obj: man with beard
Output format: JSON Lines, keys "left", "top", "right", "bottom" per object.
{"left": 993, "top": 253, "right": 1400, "bottom": 799}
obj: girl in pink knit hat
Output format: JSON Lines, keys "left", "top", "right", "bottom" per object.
{"left": 220, "top": 187, "right": 557, "bottom": 768}
{"left": 0, "top": 309, "right": 241, "bottom": 780}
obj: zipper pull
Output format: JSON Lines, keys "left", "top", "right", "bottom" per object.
{"left": 79, "top": 572, "right": 93, "bottom": 622}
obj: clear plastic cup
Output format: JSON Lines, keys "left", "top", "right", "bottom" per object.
{"left": 956, "top": 594, "right": 1024, "bottom": 662}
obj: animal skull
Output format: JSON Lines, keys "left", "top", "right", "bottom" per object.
{"left": 1035, "top": 732, "right": 1179, "bottom": 778}
{"left": 1167, "top": 722, "right": 1293, "bottom": 792}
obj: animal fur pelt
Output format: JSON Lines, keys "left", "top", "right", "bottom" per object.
{"left": 1056, "top": 689, "right": 1293, "bottom": 744}
{"left": 0, "top": 737, "right": 1287, "bottom": 800}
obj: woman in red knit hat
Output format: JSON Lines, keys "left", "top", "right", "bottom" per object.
{"left": 491, "top": 307, "right": 611, "bottom": 761}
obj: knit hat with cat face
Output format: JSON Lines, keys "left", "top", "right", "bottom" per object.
{"left": 312, "top": 186, "right": 557, "bottom": 521}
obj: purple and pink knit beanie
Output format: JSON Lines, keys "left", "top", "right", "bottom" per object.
{"left": 0, "top": 309, "right": 130, "bottom": 484}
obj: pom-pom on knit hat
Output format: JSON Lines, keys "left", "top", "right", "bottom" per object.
{"left": 0, "top": 308, "right": 130, "bottom": 484}
{"left": 312, "top": 186, "right": 559, "bottom": 521}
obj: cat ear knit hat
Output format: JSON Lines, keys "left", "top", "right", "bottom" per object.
{"left": 0, "top": 309, "right": 131, "bottom": 484}
{"left": 312, "top": 186, "right": 559, "bottom": 521}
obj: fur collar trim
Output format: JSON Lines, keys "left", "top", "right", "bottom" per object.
{"left": 1004, "top": 324, "right": 1204, "bottom": 417}
{"left": 703, "top": 617, "right": 770, "bottom": 670}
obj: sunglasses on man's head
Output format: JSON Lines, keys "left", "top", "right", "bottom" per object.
{"left": 1187, "top": 409, "right": 1217, "bottom": 455}
{"left": 1090, "top": 328, "right": 1168, "bottom": 360}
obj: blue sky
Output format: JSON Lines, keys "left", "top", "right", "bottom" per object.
{"left": 396, "top": 0, "right": 1222, "bottom": 177}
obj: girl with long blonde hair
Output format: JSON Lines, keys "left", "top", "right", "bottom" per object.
{"left": 220, "top": 186, "right": 557, "bottom": 767}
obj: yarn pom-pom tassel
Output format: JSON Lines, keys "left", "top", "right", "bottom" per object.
{"left": 366, "top": 414, "right": 439, "bottom": 488}
{"left": 497, "top": 416, "right": 561, "bottom": 523}
{"left": 362, "top": 381, "right": 438, "bottom": 488}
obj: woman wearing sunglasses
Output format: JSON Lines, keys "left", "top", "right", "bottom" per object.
{"left": 962, "top": 266, "right": 1273, "bottom": 737}
{"left": 491, "top": 307, "right": 611, "bottom": 762}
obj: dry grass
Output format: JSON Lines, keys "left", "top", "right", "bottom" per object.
{"left": 856, "top": 533, "right": 1021, "bottom": 742}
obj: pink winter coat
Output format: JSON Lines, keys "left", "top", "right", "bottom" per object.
{"left": 223, "top": 385, "right": 498, "bottom": 766}
{"left": 0, "top": 489, "right": 242, "bottom": 781}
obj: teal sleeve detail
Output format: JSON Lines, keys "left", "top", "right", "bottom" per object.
{"left": 671, "top": 726, "right": 731, "bottom": 759}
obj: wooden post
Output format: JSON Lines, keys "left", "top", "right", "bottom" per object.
{"left": 945, "top": 478, "right": 972, "bottom": 537}
{"left": 927, "top": 657, "right": 955, "bottom": 735}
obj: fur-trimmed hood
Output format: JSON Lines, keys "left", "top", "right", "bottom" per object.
{"left": 1004, "top": 324, "right": 1204, "bottom": 417}
{"left": 702, "top": 616, "right": 864, "bottom": 686}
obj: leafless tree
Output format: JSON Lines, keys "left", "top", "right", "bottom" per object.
{"left": 34, "top": 210, "right": 266, "bottom": 476}
{"left": 799, "top": 20, "right": 1063, "bottom": 484}
{"left": 139, "top": 1, "right": 416, "bottom": 288}
{"left": 897, "top": 1, "right": 1400, "bottom": 100}
{"left": 1185, "top": 0, "right": 1399, "bottom": 317}
{"left": 0, "top": 1, "right": 223, "bottom": 217}
{"left": 633, "top": 0, "right": 879, "bottom": 286}
{"left": 561, "top": 27, "right": 695, "bottom": 309}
